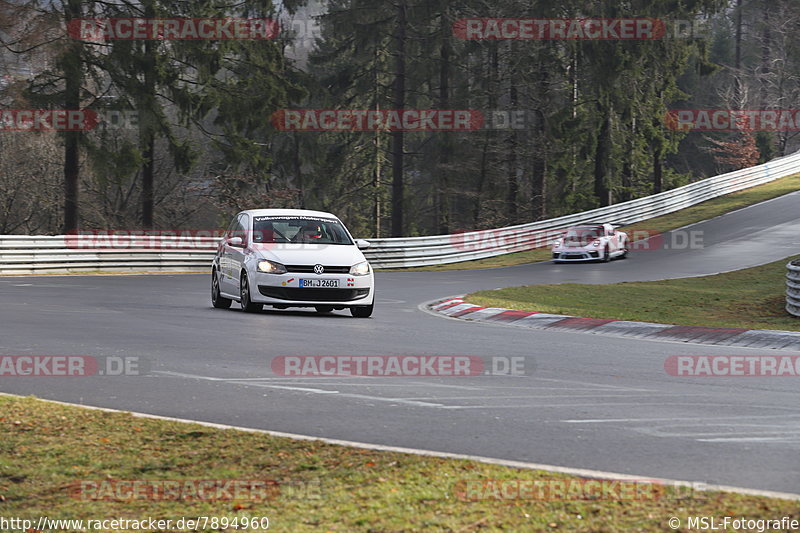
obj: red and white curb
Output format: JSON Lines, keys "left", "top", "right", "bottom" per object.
{"left": 429, "top": 297, "right": 800, "bottom": 351}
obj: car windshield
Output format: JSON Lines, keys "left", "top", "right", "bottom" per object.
{"left": 564, "top": 227, "right": 602, "bottom": 245}
{"left": 252, "top": 216, "right": 354, "bottom": 245}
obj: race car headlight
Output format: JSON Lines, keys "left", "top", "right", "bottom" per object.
{"left": 349, "top": 261, "right": 371, "bottom": 276}
{"left": 553, "top": 239, "right": 562, "bottom": 248}
{"left": 592, "top": 240, "right": 602, "bottom": 247}
{"left": 257, "top": 259, "right": 287, "bottom": 274}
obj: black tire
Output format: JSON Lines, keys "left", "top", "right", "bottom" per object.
{"left": 315, "top": 305, "right": 334, "bottom": 313}
{"left": 350, "top": 304, "right": 373, "bottom": 318}
{"left": 602, "top": 246, "right": 611, "bottom": 262}
{"left": 211, "top": 269, "right": 232, "bottom": 309}
{"left": 240, "top": 272, "right": 263, "bottom": 313}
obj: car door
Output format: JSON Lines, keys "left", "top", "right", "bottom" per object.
{"left": 227, "top": 213, "right": 250, "bottom": 293}
{"left": 219, "top": 214, "right": 242, "bottom": 294}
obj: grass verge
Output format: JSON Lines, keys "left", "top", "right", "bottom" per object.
{"left": 1, "top": 395, "right": 798, "bottom": 532}
{"left": 469, "top": 255, "right": 800, "bottom": 332}
{"left": 384, "top": 173, "right": 800, "bottom": 272}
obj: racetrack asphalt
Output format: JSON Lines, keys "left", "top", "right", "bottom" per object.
{"left": 1, "top": 190, "right": 800, "bottom": 494}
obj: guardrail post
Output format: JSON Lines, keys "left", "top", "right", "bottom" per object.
{"left": 788, "top": 260, "right": 800, "bottom": 318}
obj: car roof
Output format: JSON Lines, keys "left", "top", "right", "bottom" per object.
{"left": 240, "top": 208, "right": 340, "bottom": 219}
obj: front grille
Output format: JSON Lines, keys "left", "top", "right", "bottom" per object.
{"left": 284, "top": 265, "right": 351, "bottom": 274}
{"left": 259, "top": 286, "right": 370, "bottom": 302}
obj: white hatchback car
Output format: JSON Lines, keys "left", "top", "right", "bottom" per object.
{"left": 211, "top": 209, "right": 374, "bottom": 317}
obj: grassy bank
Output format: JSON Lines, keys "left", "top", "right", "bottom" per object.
{"left": 2, "top": 395, "right": 798, "bottom": 532}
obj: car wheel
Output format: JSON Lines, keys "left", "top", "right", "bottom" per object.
{"left": 240, "top": 272, "right": 263, "bottom": 313}
{"left": 211, "top": 269, "right": 232, "bottom": 309}
{"left": 602, "top": 246, "right": 611, "bottom": 262}
{"left": 315, "top": 305, "right": 334, "bottom": 313}
{"left": 350, "top": 304, "right": 373, "bottom": 318}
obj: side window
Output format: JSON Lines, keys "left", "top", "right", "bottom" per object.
{"left": 225, "top": 215, "right": 239, "bottom": 238}
{"left": 234, "top": 214, "right": 250, "bottom": 245}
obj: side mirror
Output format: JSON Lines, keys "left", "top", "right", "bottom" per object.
{"left": 355, "top": 239, "right": 371, "bottom": 250}
{"left": 227, "top": 236, "right": 244, "bottom": 247}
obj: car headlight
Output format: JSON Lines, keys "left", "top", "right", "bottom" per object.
{"left": 592, "top": 240, "right": 602, "bottom": 247}
{"left": 257, "top": 259, "right": 287, "bottom": 274}
{"left": 349, "top": 261, "right": 371, "bottom": 276}
{"left": 553, "top": 239, "right": 562, "bottom": 247}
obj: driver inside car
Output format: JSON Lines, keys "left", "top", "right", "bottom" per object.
{"left": 296, "top": 222, "right": 324, "bottom": 242}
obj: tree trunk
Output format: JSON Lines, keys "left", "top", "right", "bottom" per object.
{"left": 294, "top": 135, "right": 305, "bottom": 209}
{"left": 472, "top": 44, "right": 499, "bottom": 226}
{"left": 140, "top": 0, "right": 157, "bottom": 229}
{"left": 653, "top": 143, "right": 664, "bottom": 194}
{"left": 759, "top": 0, "right": 771, "bottom": 107}
{"left": 373, "top": 47, "right": 382, "bottom": 238}
{"left": 594, "top": 100, "right": 611, "bottom": 206}
{"left": 531, "top": 50, "right": 549, "bottom": 221}
{"left": 505, "top": 81, "right": 518, "bottom": 224}
{"left": 390, "top": 0, "right": 407, "bottom": 237}
{"left": 734, "top": 0, "right": 743, "bottom": 104}
{"left": 62, "top": 0, "right": 82, "bottom": 233}
{"left": 437, "top": 2, "right": 451, "bottom": 234}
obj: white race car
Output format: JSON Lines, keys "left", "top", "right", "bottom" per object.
{"left": 211, "top": 209, "right": 374, "bottom": 317}
{"left": 552, "top": 223, "right": 628, "bottom": 262}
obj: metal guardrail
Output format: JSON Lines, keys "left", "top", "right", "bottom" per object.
{"left": 0, "top": 235, "right": 217, "bottom": 274}
{"left": 1, "top": 149, "right": 799, "bottom": 274}
{"left": 788, "top": 260, "right": 800, "bottom": 318}
{"left": 365, "top": 149, "right": 800, "bottom": 268}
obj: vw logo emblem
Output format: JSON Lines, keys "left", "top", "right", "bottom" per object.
{"left": 313, "top": 264, "right": 324, "bottom": 275}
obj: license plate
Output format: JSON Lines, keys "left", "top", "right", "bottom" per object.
{"left": 299, "top": 279, "right": 339, "bottom": 288}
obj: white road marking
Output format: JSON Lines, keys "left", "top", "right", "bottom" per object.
{"left": 239, "top": 381, "right": 446, "bottom": 408}
{"left": 534, "top": 377, "right": 654, "bottom": 392}
{"left": 697, "top": 437, "right": 800, "bottom": 443}
{"left": 405, "top": 393, "right": 705, "bottom": 401}
{"left": 156, "top": 371, "right": 481, "bottom": 389}
{"left": 564, "top": 413, "right": 800, "bottom": 424}
{"left": 439, "top": 402, "right": 723, "bottom": 410}
{"left": 264, "top": 386, "right": 339, "bottom": 394}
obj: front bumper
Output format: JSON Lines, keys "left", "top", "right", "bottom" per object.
{"left": 249, "top": 271, "right": 374, "bottom": 306}
{"left": 552, "top": 249, "right": 601, "bottom": 261}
